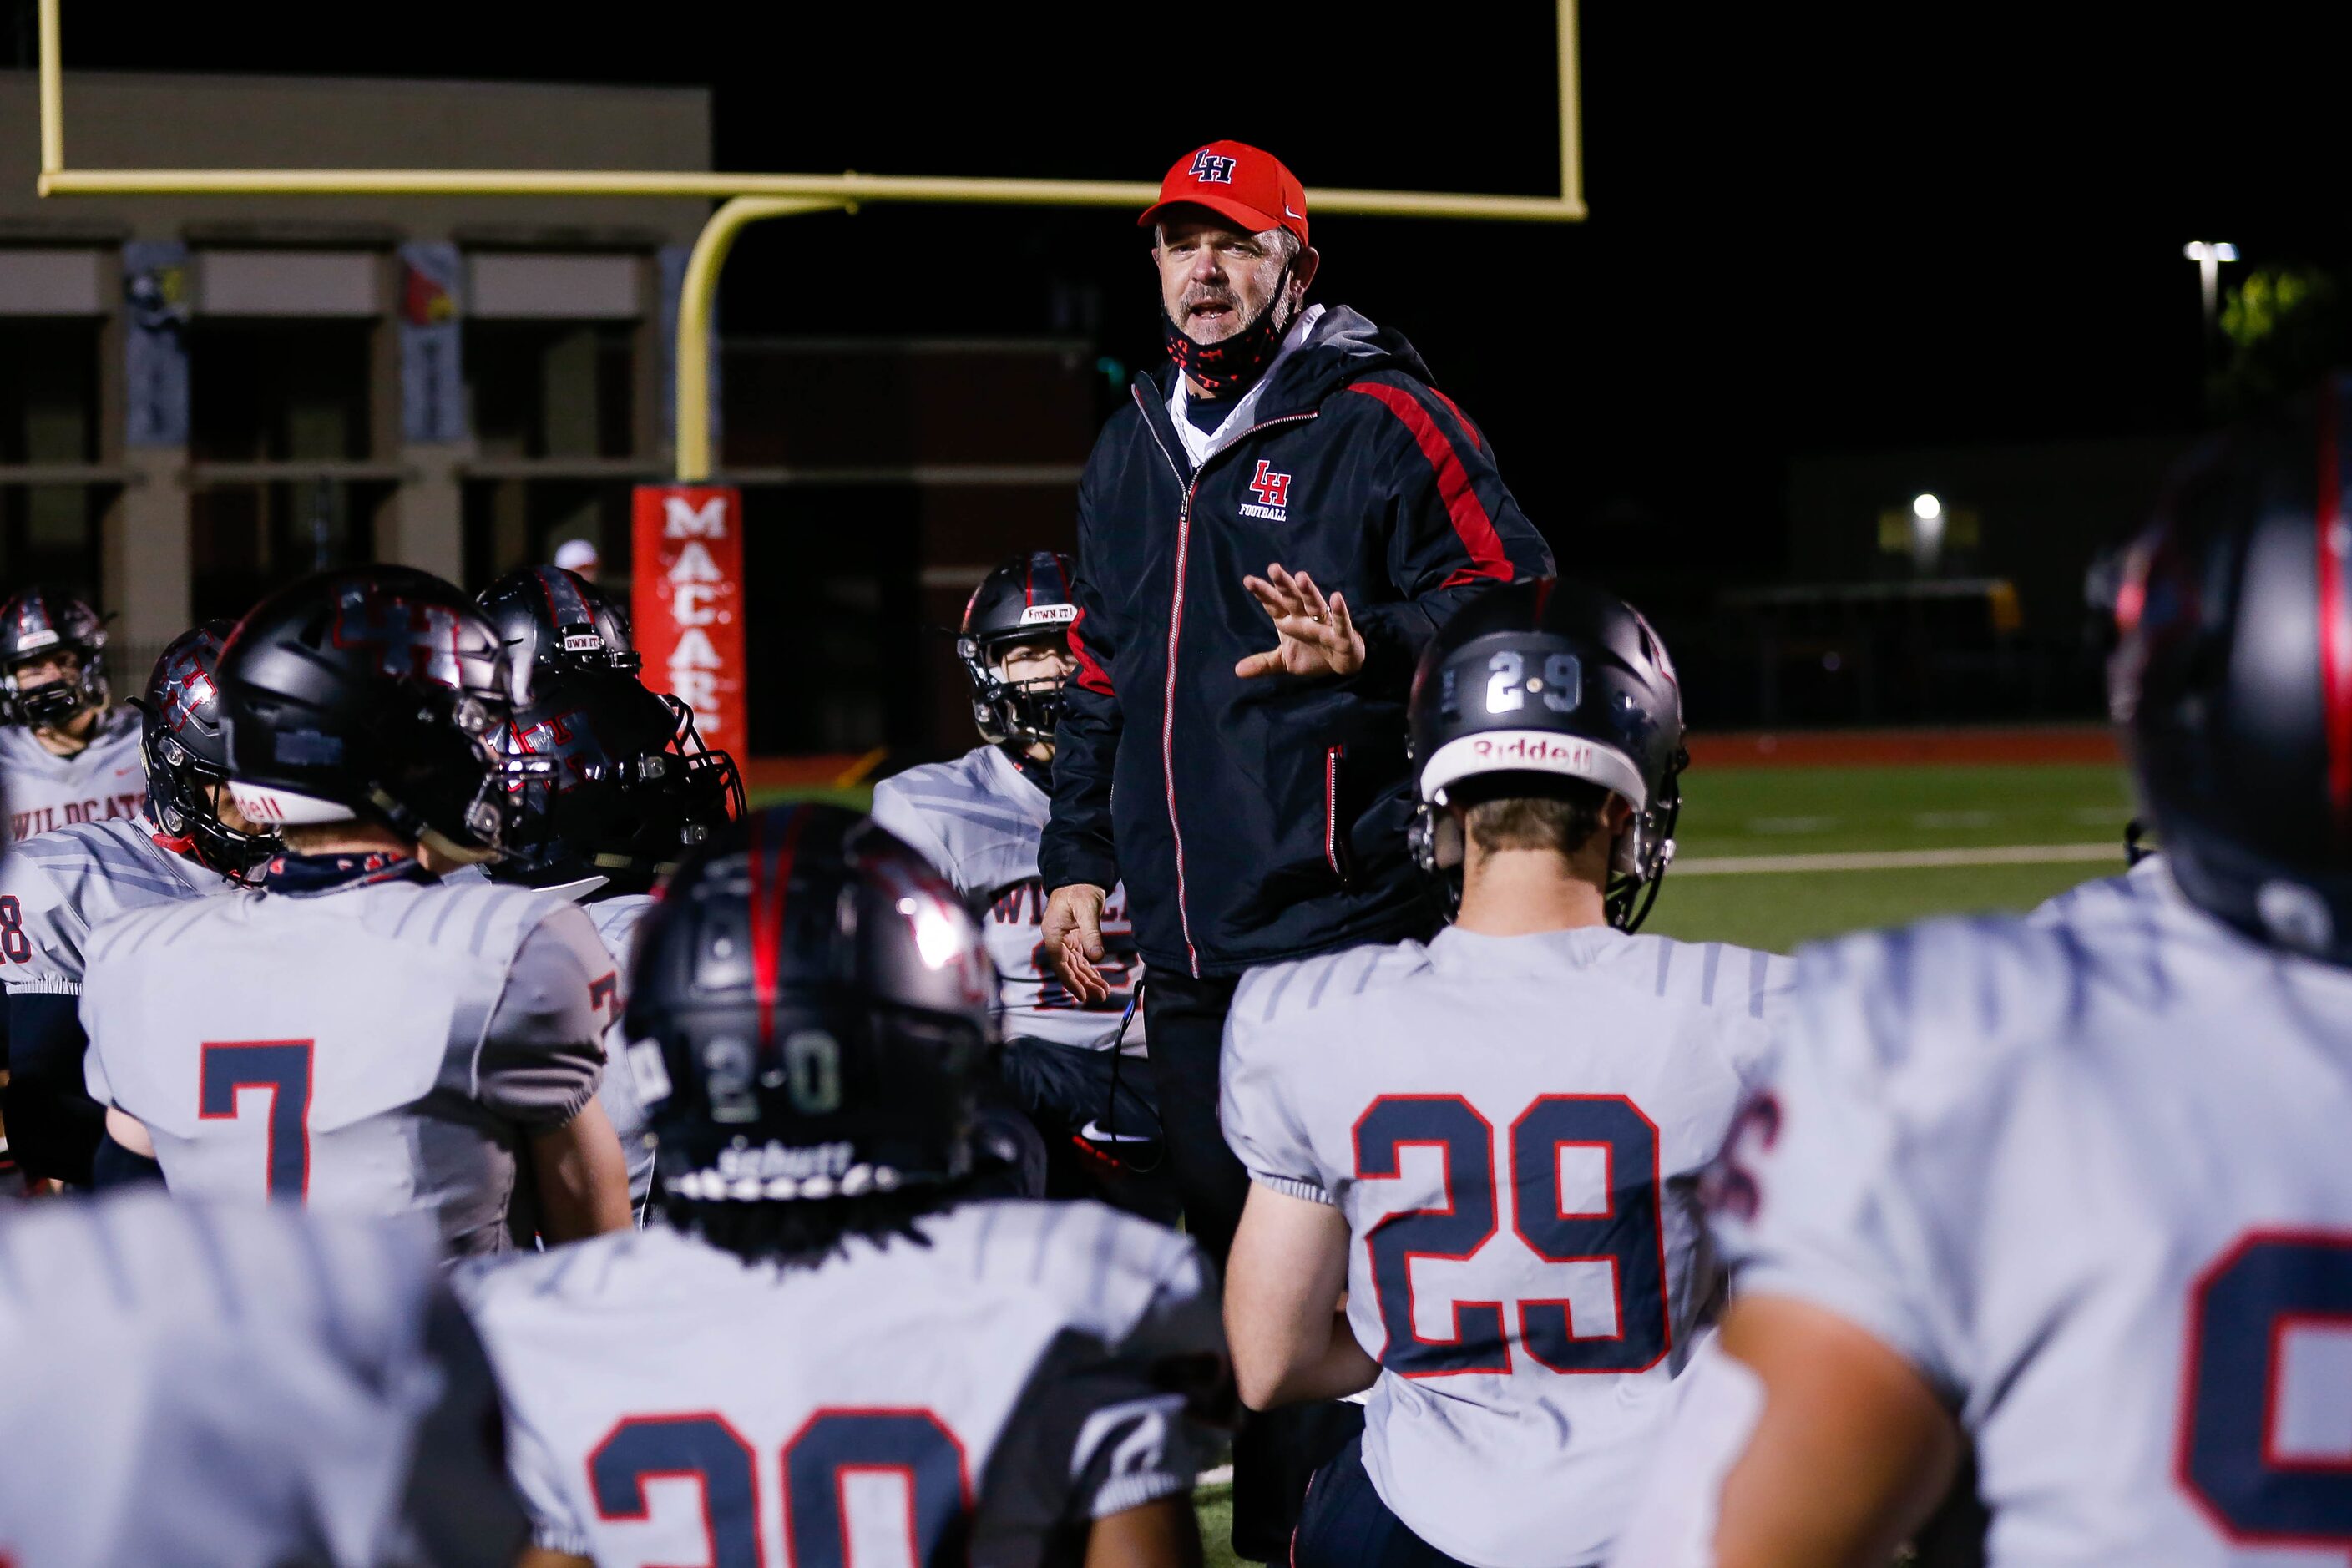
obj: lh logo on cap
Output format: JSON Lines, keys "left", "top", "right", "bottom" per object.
{"left": 1189, "top": 149, "right": 1237, "bottom": 184}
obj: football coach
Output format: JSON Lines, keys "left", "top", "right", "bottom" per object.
{"left": 1039, "top": 139, "right": 1553, "bottom": 1557}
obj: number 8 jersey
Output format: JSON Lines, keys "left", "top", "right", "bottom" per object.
{"left": 1715, "top": 859, "right": 2352, "bottom": 1565}
{"left": 1220, "top": 924, "right": 1789, "bottom": 1568}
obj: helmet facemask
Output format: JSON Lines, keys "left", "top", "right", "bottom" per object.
{"left": 958, "top": 629, "right": 1072, "bottom": 751}
{"left": 4, "top": 646, "right": 108, "bottom": 730}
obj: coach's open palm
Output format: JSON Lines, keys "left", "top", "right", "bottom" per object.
{"left": 1041, "top": 883, "right": 1112, "bottom": 1004}
{"left": 1237, "top": 563, "right": 1365, "bottom": 680}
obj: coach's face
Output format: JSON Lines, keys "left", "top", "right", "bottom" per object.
{"left": 1155, "top": 215, "right": 1304, "bottom": 344}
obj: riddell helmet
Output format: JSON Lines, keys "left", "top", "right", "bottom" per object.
{"left": 477, "top": 565, "right": 639, "bottom": 679}
{"left": 2112, "top": 372, "right": 2352, "bottom": 964}
{"left": 491, "top": 667, "right": 744, "bottom": 894}
{"left": 218, "top": 569, "right": 528, "bottom": 862}
{"left": 958, "top": 552, "right": 1079, "bottom": 749}
{"left": 0, "top": 587, "right": 109, "bottom": 728}
{"left": 625, "top": 804, "right": 999, "bottom": 1205}
{"left": 134, "top": 622, "right": 280, "bottom": 881}
{"left": 1407, "top": 579, "right": 1687, "bottom": 930}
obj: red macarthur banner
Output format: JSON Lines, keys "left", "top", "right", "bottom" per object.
{"left": 632, "top": 484, "right": 747, "bottom": 749}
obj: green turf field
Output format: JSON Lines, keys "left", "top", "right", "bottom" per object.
{"left": 755, "top": 756, "right": 2137, "bottom": 955}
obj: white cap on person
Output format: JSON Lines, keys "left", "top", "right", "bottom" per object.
{"left": 553, "top": 539, "right": 600, "bottom": 581}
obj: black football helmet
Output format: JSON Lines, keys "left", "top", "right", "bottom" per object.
{"left": 1406, "top": 579, "right": 1687, "bottom": 930}
{"left": 217, "top": 568, "right": 528, "bottom": 862}
{"left": 958, "top": 551, "right": 1078, "bottom": 750}
{"left": 624, "top": 803, "right": 999, "bottom": 1205}
{"left": 2112, "top": 372, "right": 2352, "bottom": 964}
{"left": 133, "top": 622, "right": 281, "bottom": 881}
{"left": 478, "top": 565, "right": 640, "bottom": 679}
{"left": 0, "top": 587, "right": 109, "bottom": 728}
{"left": 491, "top": 667, "right": 744, "bottom": 894}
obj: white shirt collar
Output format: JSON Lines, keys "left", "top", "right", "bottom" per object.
{"left": 1168, "top": 303, "right": 1325, "bottom": 469}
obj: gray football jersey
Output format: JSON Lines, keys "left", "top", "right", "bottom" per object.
{"left": 0, "top": 1191, "right": 522, "bottom": 1568}
{"left": 0, "top": 706, "right": 146, "bottom": 842}
{"left": 584, "top": 893, "right": 656, "bottom": 1209}
{"left": 456, "top": 1200, "right": 1226, "bottom": 1566}
{"left": 1222, "top": 926, "right": 1791, "bottom": 1568}
{"left": 1715, "top": 860, "right": 2352, "bottom": 1565}
{"left": 0, "top": 813, "right": 224, "bottom": 995}
{"left": 80, "top": 877, "right": 615, "bottom": 1255}
{"left": 871, "top": 744, "right": 1146, "bottom": 1050}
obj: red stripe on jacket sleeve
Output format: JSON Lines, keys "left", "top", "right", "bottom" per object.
{"left": 1426, "top": 387, "right": 1485, "bottom": 452}
{"left": 1069, "top": 606, "right": 1115, "bottom": 695}
{"left": 1349, "top": 382, "right": 1514, "bottom": 586}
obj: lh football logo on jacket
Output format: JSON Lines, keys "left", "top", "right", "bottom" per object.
{"left": 1241, "top": 460, "right": 1292, "bottom": 523}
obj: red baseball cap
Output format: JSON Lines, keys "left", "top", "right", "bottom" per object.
{"left": 1139, "top": 141, "right": 1308, "bottom": 248}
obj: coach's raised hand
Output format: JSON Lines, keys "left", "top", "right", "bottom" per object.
{"left": 1236, "top": 562, "right": 1364, "bottom": 680}
{"left": 1041, "top": 882, "right": 1112, "bottom": 1004}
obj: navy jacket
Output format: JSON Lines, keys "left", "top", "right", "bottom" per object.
{"left": 1039, "top": 306, "right": 1555, "bottom": 977}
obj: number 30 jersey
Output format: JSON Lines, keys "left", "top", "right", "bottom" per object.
{"left": 454, "top": 1199, "right": 1227, "bottom": 1566}
{"left": 79, "top": 872, "right": 615, "bottom": 1255}
{"left": 1715, "top": 862, "right": 2352, "bottom": 1565}
{"left": 1222, "top": 925, "right": 1789, "bottom": 1568}
{"left": 871, "top": 743, "right": 1145, "bottom": 1050}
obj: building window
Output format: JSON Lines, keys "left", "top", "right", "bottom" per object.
{"left": 189, "top": 321, "right": 375, "bottom": 463}
{"left": 467, "top": 322, "right": 637, "bottom": 460}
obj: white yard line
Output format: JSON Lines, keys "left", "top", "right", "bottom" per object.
{"left": 1677, "top": 842, "right": 2125, "bottom": 876}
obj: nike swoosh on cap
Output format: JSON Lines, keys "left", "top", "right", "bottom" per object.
{"left": 1285, "top": 205, "right": 1304, "bottom": 219}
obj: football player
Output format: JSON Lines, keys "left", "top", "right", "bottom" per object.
{"left": 0, "top": 587, "right": 145, "bottom": 843}
{"left": 0, "top": 621, "right": 278, "bottom": 1187}
{"left": 0, "top": 1191, "right": 524, "bottom": 1567}
{"left": 871, "top": 551, "right": 1167, "bottom": 1217}
{"left": 1220, "top": 579, "right": 1791, "bottom": 1568}
{"left": 79, "top": 568, "right": 632, "bottom": 1251}
{"left": 457, "top": 803, "right": 1228, "bottom": 1567}
{"left": 1611, "top": 385, "right": 2352, "bottom": 1565}
{"left": 478, "top": 560, "right": 639, "bottom": 679}
{"left": 493, "top": 654, "right": 743, "bottom": 1208}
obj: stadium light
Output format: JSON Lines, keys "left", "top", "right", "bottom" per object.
{"left": 2184, "top": 240, "right": 2240, "bottom": 351}
{"left": 1912, "top": 493, "right": 1942, "bottom": 521}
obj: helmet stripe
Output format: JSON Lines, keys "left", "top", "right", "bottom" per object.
{"left": 746, "top": 806, "right": 810, "bottom": 1047}
{"left": 1036, "top": 552, "right": 1068, "bottom": 606}
{"left": 2320, "top": 378, "right": 2352, "bottom": 834}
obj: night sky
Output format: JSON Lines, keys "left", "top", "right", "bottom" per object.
{"left": 19, "top": 2, "right": 2339, "bottom": 583}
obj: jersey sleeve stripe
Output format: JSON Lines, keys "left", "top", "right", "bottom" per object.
{"left": 464, "top": 889, "right": 508, "bottom": 956}
{"left": 1654, "top": 939, "right": 1675, "bottom": 996}
{"left": 1257, "top": 961, "right": 1306, "bottom": 1022}
{"left": 1345, "top": 381, "right": 1515, "bottom": 587}
{"left": 1748, "top": 948, "right": 1774, "bottom": 1019}
{"left": 1699, "top": 943, "right": 1723, "bottom": 1005}
{"left": 1304, "top": 953, "right": 1353, "bottom": 1011}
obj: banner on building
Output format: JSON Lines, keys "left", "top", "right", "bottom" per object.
{"left": 122, "top": 240, "right": 190, "bottom": 448}
{"left": 632, "top": 484, "right": 747, "bottom": 749}
{"left": 398, "top": 242, "right": 465, "bottom": 445}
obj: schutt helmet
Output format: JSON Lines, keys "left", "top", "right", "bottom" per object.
{"left": 0, "top": 587, "right": 109, "bottom": 728}
{"left": 1407, "top": 578, "right": 1687, "bottom": 930}
{"left": 217, "top": 568, "right": 527, "bottom": 862}
{"left": 491, "top": 666, "right": 743, "bottom": 894}
{"left": 478, "top": 565, "right": 639, "bottom": 680}
{"left": 134, "top": 621, "right": 281, "bottom": 880}
{"left": 2113, "top": 372, "right": 2352, "bottom": 964}
{"left": 623, "top": 803, "right": 999, "bottom": 1205}
{"left": 957, "top": 551, "right": 1079, "bottom": 750}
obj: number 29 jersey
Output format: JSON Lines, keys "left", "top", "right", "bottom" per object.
{"left": 1221, "top": 925, "right": 1789, "bottom": 1568}
{"left": 1718, "top": 862, "right": 2352, "bottom": 1565}
{"left": 455, "top": 1199, "right": 1227, "bottom": 1566}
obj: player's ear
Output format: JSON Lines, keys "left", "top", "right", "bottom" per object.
{"left": 1435, "top": 804, "right": 1467, "bottom": 871}
{"left": 1602, "top": 795, "right": 1636, "bottom": 834}
{"left": 1292, "top": 245, "right": 1322, "bottom": 293}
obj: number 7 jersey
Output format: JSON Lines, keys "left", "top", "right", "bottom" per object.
{"left": 1221, "top": 924, "right": 1789, "bottom": 1568}
{"left": 1717, "top": 861, "right": 2352, "bottom": 1565}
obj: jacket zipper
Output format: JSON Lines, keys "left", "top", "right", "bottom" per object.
{"left": 1323, "top": 742, "right": 1352, "bottom": 888}
{"left": 1131, "top": 382, "right": 1318, "bottom": 976}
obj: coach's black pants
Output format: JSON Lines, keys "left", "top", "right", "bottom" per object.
{"left": 1143, "top": 970, "right": 1363, "bottom": 1563}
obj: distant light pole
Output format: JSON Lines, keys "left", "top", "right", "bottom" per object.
{"left": 2184, "top": 240, "right": 2240, "bottom": 352}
